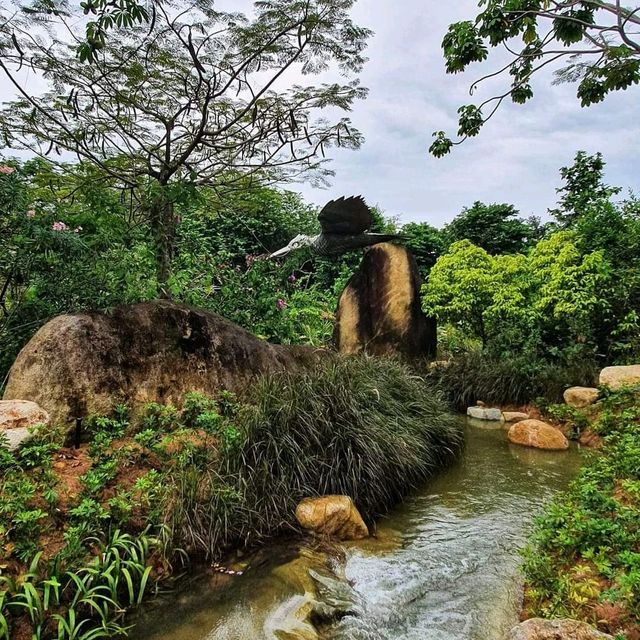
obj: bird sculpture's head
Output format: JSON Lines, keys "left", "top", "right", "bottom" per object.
{"left": 269, "top": 234, "right": 314, "bottom": 258}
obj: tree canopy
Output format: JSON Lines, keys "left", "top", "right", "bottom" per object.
{"left": 550, "top": 150, "right": 621, "bottom": 225}
{"left": 0, "top": 0, "right": 370, "bottom": 293}
{"left": 430, "top": 1, "right": 640, "bottom": 157}
{"left": 445, "top": 201, "right": 533, "bottom": 254}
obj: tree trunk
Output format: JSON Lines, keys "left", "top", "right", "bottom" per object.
{"left": 150, "top": 195, "right": 176, "bottom": 299}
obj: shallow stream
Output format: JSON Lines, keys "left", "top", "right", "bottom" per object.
{"left": 133, "top": 420, "right": 583, "bottom": 640}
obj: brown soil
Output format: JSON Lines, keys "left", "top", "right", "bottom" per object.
{"left": 52, "top": 445, "right": 92, "bottom": 508}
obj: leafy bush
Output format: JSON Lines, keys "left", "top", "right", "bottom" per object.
{"left": 171, "top": 356, "right": 463, "bottom": 556}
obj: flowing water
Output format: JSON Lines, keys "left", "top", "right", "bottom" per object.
{"left": 133, "top": 420, "right": 584, "bottom": 640}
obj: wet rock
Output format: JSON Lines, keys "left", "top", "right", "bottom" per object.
{"left": 508, "top": 419, "right": 569, "bottom": 451}
{"left": 334, "top": 243, "right": 436, "bottom": 359}
{"left": 599, "top": 365, "right": 640, "bottom": 390}
{"left": 295, "top": 496, "right": 369, "bottom": 541}
{"left": 503, "top": 618, "right": 613, "bottom": 640}
{"left": 467, "top": 406, "right": 503, "bottom": 421}
{"left": 3, "top": 301, "right": 324, "bottom": 427}
{"left": 564, "top": 387, "right": 599, "bottom": 408}
{"left": 267, "top": 595, "right": 319, "bottom": 640}
{"left": 502, "top": 411, "right": 529, "bottom": 423}
{"left": 0, "top": 400, "right": 49, "bottom": 430}
{"left": 308, "top": 569, "right": 359, "bottom": 618}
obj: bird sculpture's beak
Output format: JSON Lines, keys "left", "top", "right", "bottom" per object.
{"left": 269, "top": 245, "right": 292, "bottom": 259}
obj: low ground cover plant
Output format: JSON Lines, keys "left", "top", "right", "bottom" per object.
{"left": 522, "top": 386, "right": 640, "bottom": 638}
{"left": 172, "top": 356, "right": 464, "bottom": 556}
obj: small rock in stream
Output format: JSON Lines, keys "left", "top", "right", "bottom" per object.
{"left": 467, "top": 406, "right": 503, "bottom": 421}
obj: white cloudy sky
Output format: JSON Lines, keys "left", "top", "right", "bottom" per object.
{"left": 1, "top": 1, "right": 638, "bottom": 227}
{"left": 289, "top": 1, "right": 639, "bottom": 227}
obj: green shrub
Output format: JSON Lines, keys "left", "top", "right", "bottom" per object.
{"left": 0, "top": 528, "right": 164, "bottom": 640}
{"left": 171, "top": 356, "right": 463, "bottom": 556}
{"left": 181, "top": 391, "right": 219, "bottom": 427}
{"left": 428, "top": 350, "right": 598, "bottom": 409}
{"left": 522, "top": 387, "right": 640, "bottom": 635}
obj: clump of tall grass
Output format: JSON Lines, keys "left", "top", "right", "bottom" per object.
{"left": 171, "top": 356, "right": 463, "bottom": 557}
{"left": 428, "top": 351, "right": 599, "bottom": 410}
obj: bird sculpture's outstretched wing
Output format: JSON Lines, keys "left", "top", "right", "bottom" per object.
{"left": 318, "top": 195, "right": 372, "bottom": 235}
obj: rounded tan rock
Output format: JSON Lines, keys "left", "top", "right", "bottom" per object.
{"left": 563, "top": 386, "right": 599, "bottom": 408}
{"left": 0, "top": 400, "right": 49, "bottom": 430}
{"left": 599, "top": 365, "right": 640, "bottom": 390}
{"left": 502, "top": 411, "right": 529, "bottom": 423}
{"left": 508, "top": 419, "right": 569, "bottom": 451}
{"left": 295, "top": 495, "right": 369, "bottom": 541}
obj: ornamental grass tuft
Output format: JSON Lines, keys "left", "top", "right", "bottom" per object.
{"left": 171, "top": 355, "right": 463, "bottom": 556}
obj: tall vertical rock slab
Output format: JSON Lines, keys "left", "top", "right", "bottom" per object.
{"left": 334, "top": 243, "right": 436, "bottom": 358}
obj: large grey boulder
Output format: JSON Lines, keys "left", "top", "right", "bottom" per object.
{"left": 3, "top": 301, "right": 323, "bottom": 426}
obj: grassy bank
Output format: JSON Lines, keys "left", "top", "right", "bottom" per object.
{"left": 0, "top": 356, "right": 463, "bottom": 639}
{"left": 427, "top": 351, "right": 599, "bottom": 409}
{"left": 522, "top": 386, "right": 640, "bottom": 639}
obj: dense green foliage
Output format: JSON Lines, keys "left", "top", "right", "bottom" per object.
{"left": 431, "top": 1, "right": 640, "bottom": 156}
{"left": 445, "top": 201, "right": 534, "bottom": 255}
{"left": 402, "top": 221, "right": 448, "bottom": 278}
{"left": 174, "top": 357, "right": 463, "bottom": 556}
{"left": 0, "top": 357, "right": 461, "bottom": 637}
{"left": 428, "top": 352, "right": 596, "bottom": 410}
{"left": 0, "top": 159, "right": 340, "bottom": 384}
{"left": 3, "top": 150, "right": 639, "bottom": 410}
{"left": 523, "top": 387, "right": 640, "bottom": 637}
{"left": 424, "top": 152, "right": 640, "bottom": 405}
{"left": 0, "top": 529, "right": 165, "bottom": 640}
{"left": 0, "top": 0, "right": 370, "bottom": 292}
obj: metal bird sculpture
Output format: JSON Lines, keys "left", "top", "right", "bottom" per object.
{"left": 270, "top": 196, "right": 403, "bottom": 258}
